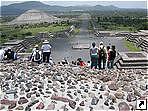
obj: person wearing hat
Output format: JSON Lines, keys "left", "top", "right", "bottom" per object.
{"left": 98, "top": 42, "right": 107, "bottom": 69}
{"left": 41, "top": 40, "right": 51, "bottom": 63}
{"left": 31, "top": 45, "right": 42, "bottom": 64}
{"left": 90, "top": 42, "right": 98, "bottom": 69}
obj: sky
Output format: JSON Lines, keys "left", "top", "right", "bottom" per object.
{"left": 1, "top": 0, "right": 147, "bottom": 9}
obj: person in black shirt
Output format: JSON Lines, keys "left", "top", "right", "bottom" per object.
{"left": 98, "top": 42, "right": 106, "bottom": 69}
{"left": 110, "top": 45, "right": 116, "bottom": 68}
{"left": 4, "top": 48, "right": 15, "bottom": 61}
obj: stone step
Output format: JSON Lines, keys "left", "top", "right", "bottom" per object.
{"left": 118, "top": 60, "right": 148, "bottom": 66}
{"left": 13, "top": 44, "right": 23, "bottom": 51}
{"left": 121, "top": 58, "right": 148, "bottom": 63}
{"left": 140, "top": 43, "right": 148, "bottom": 47}
{"left": 116, "top": 63, "right": 148, "bottom": 69}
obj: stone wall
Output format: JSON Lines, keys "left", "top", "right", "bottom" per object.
{"left": 125, "top": 34, "right": 148, "bottom": 53}
{"left": 1, "top": 35, "right": 41, "bottom": 53}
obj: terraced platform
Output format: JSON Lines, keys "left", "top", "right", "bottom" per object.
{"left": 115, "top": 52, "right": 148, "bottom": 69}
{"left": 72, "top": 43, "right": 90, "bottom": 49}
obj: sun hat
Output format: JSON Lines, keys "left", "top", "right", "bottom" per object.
{"left": 43, "top": 40, "right": 49, "bottom": 44}
{"left": 34, "top": 44, "right": 39, "bottom": 48}
{"left": 100, "top": 41, "right": 103, "bottom": 45}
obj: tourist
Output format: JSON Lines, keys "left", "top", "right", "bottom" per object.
{"left": 4, "top": 47, "right": 17, "bottom": 61}
{"left": 41, "top": 40, "right": 51, "bottom": 63}
{"left": 90, "top": 42, "right": 98, "bottom": 69}
{"left": 30, "top": 45, "right": 38, "bottom": 60}
{"left": 98, "top": 42, "right": 106, "bottom": 69}
{"left": 110, "top": 45, "right": 116, "bottom": 68}
{"left": 106, "top": 46, "right": 111, "bottom": 69}
{"left": 77, "top": 58, "right": 86, "bottom": 67}
{"left": 0, "top": 49, "right": 5, "bottom": 61}
{"left": 31, "top": 46, "right": 42, "bottom": 64}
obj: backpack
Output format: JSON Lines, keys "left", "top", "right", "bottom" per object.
{"left": 110, "top": 50, "right": 116, "bottom": 60}
{"left": 100, "top": 48, "right": 106, "bottom": 58}
{"left": 35, "top": 51, "right": 41, "bottom": 60}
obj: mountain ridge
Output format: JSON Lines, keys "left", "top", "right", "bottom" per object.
{"left": 0, "top": 1, "right": 146, "bottom": 16}
{"left": 0, "top": 1, "right": 119, "bottom": 16}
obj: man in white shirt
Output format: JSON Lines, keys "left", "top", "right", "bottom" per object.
{"left": 41, "top": 40, "right": 51, "bottom": 63}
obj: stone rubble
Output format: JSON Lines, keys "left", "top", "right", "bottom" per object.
{"left": 0, "top": 61, "right": 147, "bottom": 110}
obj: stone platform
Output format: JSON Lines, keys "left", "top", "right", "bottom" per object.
{"left": 72, "top": 44, "right": 90, "bottom": 49}
{"left": 115, "top": 52, "right": 148, "bottom": 69}
{"left": 3, "top": 40, "right": 24, "bottom": 46}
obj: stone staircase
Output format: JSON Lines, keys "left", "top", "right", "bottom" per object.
{"left": 114, "top": 52, "right": 148, "bottom": 69}
{"left": 2, "top": 35, "right": 41, "bottom": 53}
{"left": 125, "top": 33, "right": 148, "bottom": 53}
{"left": 138, "top": 38, "right": 148, "bottom": 53}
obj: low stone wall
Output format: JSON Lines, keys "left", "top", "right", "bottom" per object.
{"left": 1, "top": 35, "right": 41, "bottom": 53}
{"left": 125, "top": 34, "right": 148, "bottom": 53}
{"left": 114, "top": 51, "right": 148, "bottom": 69}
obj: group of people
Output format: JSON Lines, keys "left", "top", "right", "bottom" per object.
{"left": 0, "top": 47, "right": 17, "bottom": 61}
{"left": 90, "top": 42, "right": 116, "bottom": 69}
{"left": 30, "top": 40, "right": 52, "bottom": 64}
{"left": 0, "top": 40, "right": 117, "bottom": 69}
{"left": 0, "top": 40, "right": 52, "bottom": 65}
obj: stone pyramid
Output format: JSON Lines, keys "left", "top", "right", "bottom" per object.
{"left": 8, "top": 9, "right": 62, "bottom": 25}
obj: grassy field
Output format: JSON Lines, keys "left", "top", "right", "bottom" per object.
{"left": 107, "top": 26, "right": 136, "bottom": 32}
{"left": 0, "top": 24, "right": 70, "bottom": 44}
{"left": 124, "top": 40, "right": 141, "bottom": 52}
{"left": 20, "top": 24, "right": 70, "bottom": 35}
{"left": 74, "top": 28, "right": 80, "bottom": 34}
{"left": 97, "top": 22, "right": 137, "bottom": 32}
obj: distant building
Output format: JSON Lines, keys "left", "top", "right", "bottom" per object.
{"left": 7, "top": 9, "right": 65, "bottom": 25}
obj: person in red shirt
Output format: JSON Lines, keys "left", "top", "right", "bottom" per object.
{"left": 77, "top": 58, "right": 86, "bottom": 67}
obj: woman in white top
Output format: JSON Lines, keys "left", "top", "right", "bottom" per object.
{"left": 90, "top": 42, "right": 98, "bottom": 69}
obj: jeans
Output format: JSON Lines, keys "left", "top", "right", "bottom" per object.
{"left": 98, "top": 58, "right": 106, "bottom": 69}
{"left": 110, "top": 59, "right": 114, "bottom": 68}
{"left": 107, "top": 61, "right": 111, "bottom": 69}
{"left": 43, "top": 52, "right": 51, "bottom": 63}
{"left": 91, "top": 55, "right": 98, "bottom": 69}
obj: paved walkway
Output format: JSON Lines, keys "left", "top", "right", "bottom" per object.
{"left": 50, "top": 13, "right": 128, "bottom": 62}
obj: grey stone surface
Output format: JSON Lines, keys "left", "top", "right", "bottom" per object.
{"left": 8, "top": 9, "right": 63, "bottom": 25}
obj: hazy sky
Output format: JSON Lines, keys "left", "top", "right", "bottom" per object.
{"left": 1, "top": 1, "right": 147, "bottom": 9}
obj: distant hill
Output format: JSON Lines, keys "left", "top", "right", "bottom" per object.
{"left": 0, "top": 1, "right": 119, "bottom": 16}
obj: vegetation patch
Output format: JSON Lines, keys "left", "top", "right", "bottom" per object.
{"left": 20, "top": 24, "right": 70, "bottom": 35}
{"left": 74, "top": 28, "right": 80, "bottom": 34}
{"left": 0, "top": 23, "right": 70, "bottom": 44}
{"left": 124, "top": 39, "right": 141, "bottom": 52}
